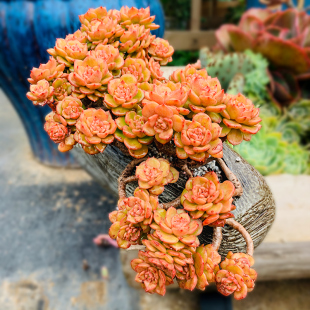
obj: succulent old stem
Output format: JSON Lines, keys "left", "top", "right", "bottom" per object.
{"left": 118, "top": 158, "right": 194, "bottom": 209}
{"left": 118, "top": 158, "right": 144, "bottom": 199}
{"left": 160, "top": 163, "right": 193, "bottom": 210}
{"left": 215, "top": 158, "right": 243, "bottom": 197}
{"left": 212, "top": 227, "right": 223, "bottom": 251}
{"left": 226, "top": 218, "right": 254, "bottom": 256}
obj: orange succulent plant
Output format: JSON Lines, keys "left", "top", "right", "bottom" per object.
{"left": 175, "top": 113, "right": 223, "bottom": 162}
{"left": 28, "top": 6, "right": 262, "bottom": 300}
{"left": 181, "top": 172, "right": 235, "bottom": 226}
{"left": 220, "top": 94, "right": 262, "bottom": 145}
{"left": 135, "top": 157, "right": 179, "bottom": 195}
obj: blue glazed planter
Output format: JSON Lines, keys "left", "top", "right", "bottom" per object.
{"left": 0, "top": 0, "right": 165, "bottom": 167}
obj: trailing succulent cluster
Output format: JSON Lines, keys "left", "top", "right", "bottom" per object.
{"left": 109, "top": 157, "right": 257, "bottom": 298}
{"left": 27, "top": 5, "right": 261, "bottom": 300}
{"left": 27, "top": 6, "right": 262, "bottom": 161}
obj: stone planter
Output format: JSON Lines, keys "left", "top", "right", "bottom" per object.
{"left": 72, "top": 142, "right": 276, "bottom": 255}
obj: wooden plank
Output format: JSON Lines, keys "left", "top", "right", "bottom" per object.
{"left": 164, "top": 30, "right": 216, "bottom": 50}
{"left": 254, "top": 242, "right": 310, "bottom": 281}
{"left": 190, "top": 0, "right": 202, "bottom": 31}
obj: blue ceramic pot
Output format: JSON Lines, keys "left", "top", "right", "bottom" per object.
{"left": 0, "top": 0, "right": 165, "bottom": 167}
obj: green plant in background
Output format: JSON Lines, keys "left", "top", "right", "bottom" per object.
{"left": 224, "top": 0, "right": 246, "bottom": 24}
{"left": 199, "top": 48, "right": 269, "bottom": 101}
{"left": 233, "top": 108, "right": 310, "bottom": 176}
{"left": 160, "top": 0, "right": 191, "bottom": 30}
{"left": 168, "top": 50, "right": 199, "bottom": 67}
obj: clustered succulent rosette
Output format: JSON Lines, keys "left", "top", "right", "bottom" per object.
{"left": 181, "top": 172, "right": 236, "bottom": 227}
{"left": 215, "top": 251, "right": 257, "bottom": 300}
{"left": 220, "top": 94, "right": 262, "bottom": 145}
{"left": 174, "top": 113, "right": 223, "bottom": 162}
{"left": 28, "top": 4, "right": 261, "bottom": 301}
{"left": 44, "top": 112, "right": 76, "bottom": 152}
{"left": 109, "top": 188, "right": 159, "bottom": 248}
{"left": 27, "top": 5, "right": 261, "bottom": 160}
{"left": 74, "top": 108, "right": 117, "bottom": 155}
{"left": 135, "top": 157, "right": 179, "bottom": 195}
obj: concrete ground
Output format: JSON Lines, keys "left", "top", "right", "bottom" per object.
{"left": 1, "top": 89, "right": 310, "bottom": 310}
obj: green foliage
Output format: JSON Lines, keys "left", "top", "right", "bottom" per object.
{"left": 227, "top": 73, "right": 245, "bottom": 95}
{"left": 160, "top": 0, "right": 191, "bottom": 30}
{"left": 233, "top": 113, "right": 310, "bottom": 176}
{"left": 223, "top": 0, "right": 246, "bottom": 24}
{"left": 199, "top": 48, "right": 270, "bottom": 101}
{"left": 168, "top": 50, "right": 199, "bottom": 67}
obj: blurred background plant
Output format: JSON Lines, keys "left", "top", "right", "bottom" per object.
{"left": 160, "top": 0, "right": 191, "bottom": 29}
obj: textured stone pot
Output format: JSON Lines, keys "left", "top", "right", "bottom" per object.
{"left": 71, "top": 143, "right": 276, "bottom": 256}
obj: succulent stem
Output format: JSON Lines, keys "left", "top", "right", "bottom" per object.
{"left": 118, "top": 158, "right": 144, "bottom": 199}
{"left": 160, "top": 163, "right": 193, "bottom": 210}
{"left": 215, "top": 158, "right": 243, "bottom": 197}
{"left": 212, "top": 227, "right": 223, "bottom": 251}
{"left": 226, "top": 218, "right": 254, "bottom": 256}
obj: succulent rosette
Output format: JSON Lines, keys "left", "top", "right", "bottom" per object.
{"left": 144, "top": 81, "right": 188, "bottom": 111}
{"left": 68, "top": 56, "right": 113, "bottom": 102}
{"left": 28, "top": 57, "right": 65, "bottom": 84}
{"left": 79, "top": 6, "right": 110, "bottom": 23}
{"left": 55, "top": 96, "right": 84, "bottom": 126}
{"left": 151, "top": 207, "right": 203, "bottom": 250}
{"left": 195, "top": 244, "right": 221, "bottom": 290}
{"left": 142, "top": 234, "right": 211, "bottom": 292}
{"left": 47, "top": 38, "right": 88, "bottom": 67}
{"left": 52, "top": 78, "right": 72, "bottom": 101}
{"left": 170, "top": 64, "right": 209, "bottom": 87}
{"left": 147, "top": 57, "right": 165, "bottom": 81}
{"left": 148, "top": 38, "right": 174, "bottom": 65}
{"left": 108, "top": 214, "right": 142, "bottom": 249}
{"left": 109, "top": 188, "right": 159, "bottom": 248}
{"left": 220, "top": 93, "right": 262, "bottom": 145}
{"left": 131, "top": 250, "right": 174, "bottom": 296}
{"left": 119, "top": 24, "right": 155, "bottom": 57}
{"left": 141, "top": 233, "right": 199, "bottom": 287}
{"left": 80, "top": 7, "right": 124, "bottom": 46}
{"left": 115, "top": 188, "right": 159, "bottom": 230}
{"left": 74, "top": 108, "right": 116, "bottom": 155}
{"left": 135, "top": 157, "right": 179, "bottom": 195}
{"left": 26, "top": 79, "right": 54, "bottom": 106}
{"left": 114, "top": 110, "right": 153, "bottom": 158}
{"left": 65, "top": 30, "right": 88, "bottom": 43}
{"left": 186, "top": 75, "right": 225, "bottom": 121}
{"left": 175, "top": 113, "right": 223, "bottom": 162}
{"left": 44, "top": 112, "right": 75, "bottom": 152}
{"left": 142, "top": 101, "right": 185, "bottom": 144}
{"left": 104, "top": 74, "right": 144, "bottom": 116}
{"left": 216, "top": 252, "right": 257, "bottom": 300}
{"left": 88, "top": 44, "right": 124, "bottom": 74}
{"left": 120, "top": 6, "right": 160, "bottom": 30}
{"left": 181, "top": 172, "right": 235, "bottom": 226}
{"left": 122, "top": 58, "right": 151, "bottom": 82}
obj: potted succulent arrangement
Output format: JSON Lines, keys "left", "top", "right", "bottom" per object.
{"left": 26, "top": 5, "right": 276, "bottom": 299}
